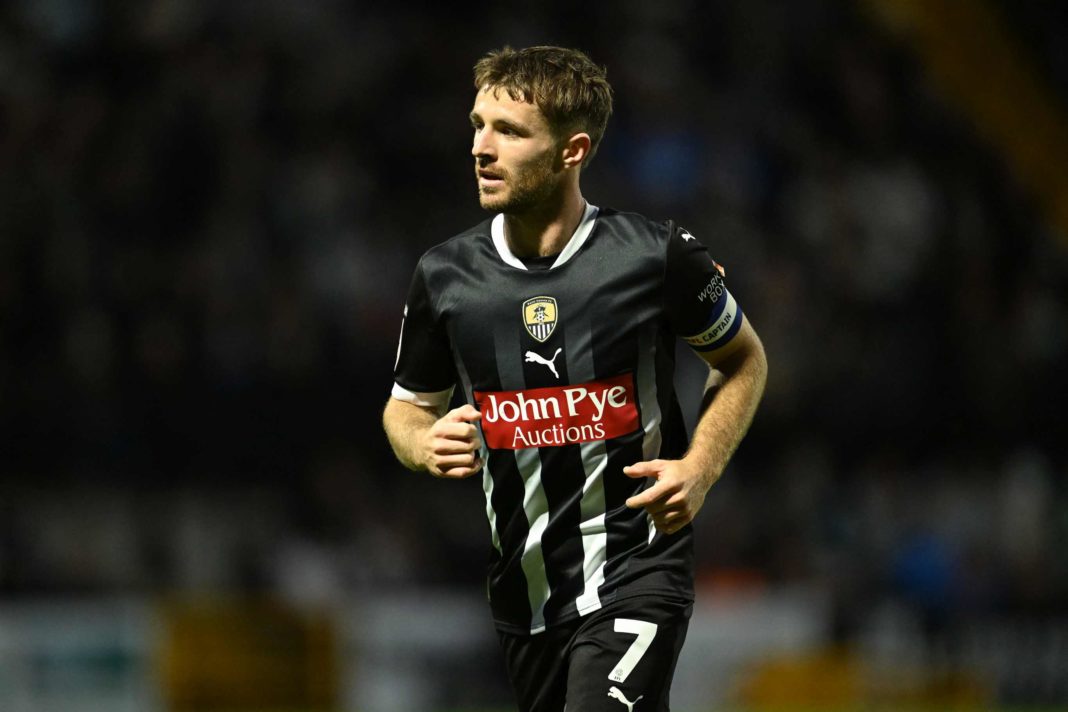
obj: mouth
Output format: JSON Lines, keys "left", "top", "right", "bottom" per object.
{"left": 477, "top": 168, "right": 505, "bottom": 188}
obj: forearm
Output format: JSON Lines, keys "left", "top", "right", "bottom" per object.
{"left": 684, "top": 345, "right": 767, "bottom": 488}
{"left": 382, "top": 398, "right": 439, "bottom": 471}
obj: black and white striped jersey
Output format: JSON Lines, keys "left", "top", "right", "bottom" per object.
{"left": 392, "top": 204, "right": 744, "bottom": 635}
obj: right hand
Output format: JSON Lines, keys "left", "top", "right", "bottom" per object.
{"left": 423, "top": 404, "right": 484, "bottom": 478}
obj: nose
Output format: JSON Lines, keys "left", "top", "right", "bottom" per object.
{"left": 472, "top": 127, "right": 495, "bottom": 163}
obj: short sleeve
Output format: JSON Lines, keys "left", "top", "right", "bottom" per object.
{"left": 392, "top": 262, "right": 456, "bottom": 408}
{"left": 663, "top": 223, "right": 744, "bottom": 353}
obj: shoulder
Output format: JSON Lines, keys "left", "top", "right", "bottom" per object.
{"left": 594, "top": 207, "right": 674, "bottom": 251}
{"left": 597, "top": 207, "right": 671, "bottom": 236}
{"left": 416, "top": 218, "right": 494, "bottom": 272}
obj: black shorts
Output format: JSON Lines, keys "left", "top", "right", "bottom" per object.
{"left": 497, "top": 594, "right": 693, "bottom": 712}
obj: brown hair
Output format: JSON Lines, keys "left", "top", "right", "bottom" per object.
{"left": 473, "top": 45, "right": 614, "bottom": 164}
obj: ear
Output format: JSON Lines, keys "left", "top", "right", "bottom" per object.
{"left": 561, "top": 133, "right": 592, "bottom": 169}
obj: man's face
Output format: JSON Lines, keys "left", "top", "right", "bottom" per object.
{"left": 470, "top": 86, "right": 562, "bottom": 213}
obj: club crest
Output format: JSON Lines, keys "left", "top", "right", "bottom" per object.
{"left": 522, "top": 296, "right": 558, "bottom": 342}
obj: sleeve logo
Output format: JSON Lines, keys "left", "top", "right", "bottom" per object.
{"left": 523, "top": 296, "right": 558, "bottom": 342}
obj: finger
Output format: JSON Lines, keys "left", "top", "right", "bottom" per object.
{"left": 654, "top": 521, "right": 682, "bottom": 535}
{"left": 435, "top": 422, "right": 481, "bottom": 442}
{"left": 640, "top": 497, "right": 676, "bottom": 515}
{"left": 445, "top": 404, "right": 482, "bottom": 423}
{"left": 631, "top": 482, "right": 688, "bottom": 512}
{"left": 653, "top": 508, "right": 686, "bottom": 525}
{"left": 433, "top": 437, "right": 482, "bottom": 455}
{"left": 625, "top": 481, "right": 671, "bottom": 509}
{"left": 661, "top": 491, "right": 689, "bottom": 509}
{"left": 653, "top": 512, "right": 689, "bottom": 534}
{"left": 435, "top": 452, "right": 480, "bottom": 468}
{"left": 439, "top": 459, "right": 484, "bottom": 479}
{"left": 664, "top": 519, "right": 690, "bottom": 535}
{"left": 622, "top": 460, "right": 663, "bottom": 479}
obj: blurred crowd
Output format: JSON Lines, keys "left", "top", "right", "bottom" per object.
{"left": 1, "top": 0, "right": 1066, "bottom": 654}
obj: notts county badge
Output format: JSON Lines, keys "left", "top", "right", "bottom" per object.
{"left": 522, "top": 296, "right": 558, "bottom": 342}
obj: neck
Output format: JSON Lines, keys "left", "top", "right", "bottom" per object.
{"left": 503, "top": 185, "right": 587, "bottom": 258}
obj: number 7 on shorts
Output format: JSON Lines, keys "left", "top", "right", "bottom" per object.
{"left": 609, "top": 618, "right": 658, "bottom": 683}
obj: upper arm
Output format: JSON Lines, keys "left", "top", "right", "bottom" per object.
{"left": 662, "top": 222, "right": 748, "bottom": 362}
{"left": 393, "top": 260, "right": 457, "bottom": 401}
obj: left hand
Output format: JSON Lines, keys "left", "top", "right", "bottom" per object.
{"left": 623, "top": 459, "right": 709, "bottom": 535}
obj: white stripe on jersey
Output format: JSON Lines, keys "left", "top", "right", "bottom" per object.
{"left": 574, "top": 440, "right": 608, "bottom": 616}
{"left": 482, "top": 468, "right": 501, "bottom": 554}
{"left": 449, "top": 349, "right": 501, "bottom": 555}
{"left": 637, "top": 326, "right": 663, "bottom": 463}
{"left": 516, "top": 444, "right": 551, "bottom": 634}
{"left": 637, "top": 326, "right": 663, "bottom": 544}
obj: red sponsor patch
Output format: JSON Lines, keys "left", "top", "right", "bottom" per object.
{"left": 474, "top": 373, "right": 640, "bottom": 450}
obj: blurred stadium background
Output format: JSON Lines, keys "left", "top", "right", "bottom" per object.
{"left": 2, "top": 0, "right": 1067, "bottom": 710}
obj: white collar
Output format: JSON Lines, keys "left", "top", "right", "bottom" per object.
{"left": 491, "top": 203, "right": 600, "bottom": 270}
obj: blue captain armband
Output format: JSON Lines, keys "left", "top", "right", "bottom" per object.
{"left": 681, "top": 289, "right": 743, "bottom": 351}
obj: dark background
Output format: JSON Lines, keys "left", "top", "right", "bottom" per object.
{"left": 1, "top": 0, "right": 1066, "bottom": 702}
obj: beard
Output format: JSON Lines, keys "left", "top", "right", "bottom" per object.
{"left": 477, "top": 151, "right": 559, "bottom": 214}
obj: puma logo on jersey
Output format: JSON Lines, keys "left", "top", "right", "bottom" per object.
{"left": 525, "top": 348, "right": 562, "bottom": 379}
{"left": 608, "top": 686, "right": 643, "bottom": 711}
